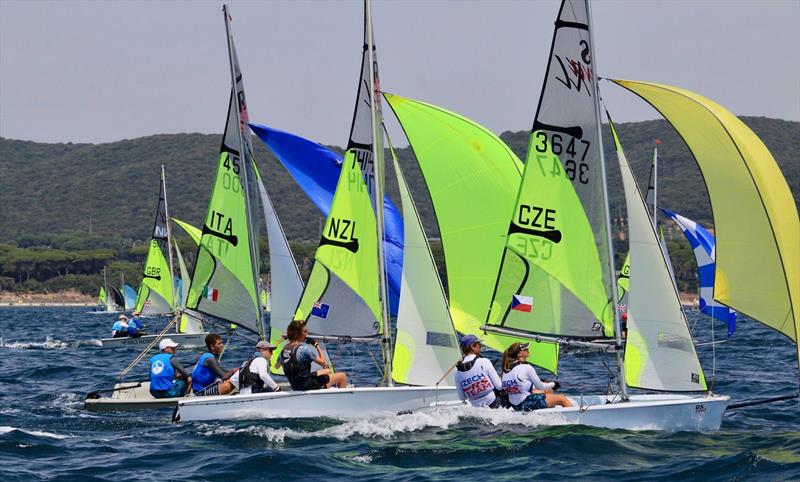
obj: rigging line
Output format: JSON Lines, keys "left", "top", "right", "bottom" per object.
{"left": 117, "top": 315, "right": 178, "bottom": 379}
{"left": 710, "top": 310, "right": 717, "bottom": 391}
{"left": 357, "top": 337, "right": 384, "bottom": 380}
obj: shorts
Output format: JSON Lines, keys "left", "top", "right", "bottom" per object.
{"left": 194, "top": 381, "right": 221, "bottom": 396}
{"left": 150, "top": 380, "right": 188, "bottom": 399}
{"left": 512, "top": 393, "right": 548, "bottom": 411}
{"left": 291, "top": 374, "right": 330, "bottom": 391}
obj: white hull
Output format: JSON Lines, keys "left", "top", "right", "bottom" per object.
{"left": 176, "top": 385, "right": 459, "bottom": 422}
{"left": 436, "top": 393, "right": 730, "bottom": 431}
{"left": 84, "top": 381, "right": 190, "bottom": 412}
{"left": 98, "top": 333, "right": 207, "bottom": 349}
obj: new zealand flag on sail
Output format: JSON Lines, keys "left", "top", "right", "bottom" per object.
{"left": 311, "top": 301, "right": 330, "bottom": 319}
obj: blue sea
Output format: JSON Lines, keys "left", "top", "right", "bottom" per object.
{"left": 1, "top": 307, "right": 798, "bottom": 481}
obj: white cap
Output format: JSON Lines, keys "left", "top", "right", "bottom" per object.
{"left": 159, "top": 338, "right": 179, "bottom": 351}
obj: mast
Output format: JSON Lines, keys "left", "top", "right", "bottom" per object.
{"left": 160, "top": 165, "right": 178, "bottom": 330}
{"left": 102, "top": 267, "right": 110, "bottom": 311}
{"left": 652, "top": 140, "right": 658, "bottom": 227}
{"left": 222, "top": 4, "right": 264, "bottom": 340}
{"left": 365, "top": 0, "right": 392, "bottom": 386}
{"left": 586, "top": 0, "right": 627, "bottom": 399}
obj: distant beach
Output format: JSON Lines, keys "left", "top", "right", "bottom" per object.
{"left": 0, "top": 290, "right": 94, "bottom": 307}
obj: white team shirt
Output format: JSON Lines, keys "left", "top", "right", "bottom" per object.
{"left": 501, "top": 362, "right": 554, "bottom": 406}
{"left": 454, "top": 354, "right": 503, "bottom": 407}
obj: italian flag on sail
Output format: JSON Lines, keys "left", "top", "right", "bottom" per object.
{"left": 202, "top": 286, "right": 219, "bottom": 302}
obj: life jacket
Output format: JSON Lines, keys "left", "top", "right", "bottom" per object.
{"left": 111, "top": 321, "right": 127, "bottom": 333}
{"left": 454, "top": 354, "right": 496, "bottom": 406}
{"left": 191, "top": 352, "right": 216, "bottom": 392}
{"left": 501, "top": 361, "right": 537, "bottom": 407}
{"left": 149, "top": 353, "right": 175, "bottom": 391}
{"left": 280, "top": 343, "right": 312, "bottom": 391}
{"left": 238, "top": 356, "right": 267, "bottom": 393}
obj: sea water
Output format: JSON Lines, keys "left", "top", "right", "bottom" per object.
{"left": 0, "top": 307, "right": 797, "bottom": 481}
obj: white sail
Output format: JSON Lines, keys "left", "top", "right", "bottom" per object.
{"left": 389, "top": 146, "right": 459, "bottom": 386}
{"left": 175, "top": 240, "right": 203, "bottom": 334}
{"left": 610, "top": 120, "right": 706, "bottom": 391}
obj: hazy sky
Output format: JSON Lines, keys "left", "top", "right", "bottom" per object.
{"left": 1, "top": 0, "right": 798, "bottom": 146}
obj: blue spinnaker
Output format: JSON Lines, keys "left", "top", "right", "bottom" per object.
{"left": 250, "top": 123, "right": 403, "bottom": 315}
{"left": 123, "top": 284, "right": 137, "bottom": 311}
{"left": 661, "top": 208, "right": 736, "bottom": 335}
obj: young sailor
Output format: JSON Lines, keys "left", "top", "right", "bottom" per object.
{"left": 454, "top": 334, "right": 504, "bottom": 408}
{"left": 148, "top": 338, "right": 192, "bottom": 399}
{"left": 501, "top": 342, "right": 573, "bottom": 411}
{"left": 279, "top": 320, "right": 347, "bottom": 390}
{"left": 126, "top": 312, "right": 145, "bottom": 337}
{"left": 213, "top": 340, "right": 281, "bottom": 396}
{"left": 191, "top": 333, "right": 239, "bottom": 396}
{"left": 111, "top": 315, "right": 129, "bottom": 338}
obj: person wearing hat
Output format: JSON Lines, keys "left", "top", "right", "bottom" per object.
{"left": 454, "top": 334, "right": 504, "bottom": 408}
{"left": 280, "top": 319, "right": 347, "bottom": 390}
{"left": 191, "top": 333, "right": 239, "bottom": 396}
{"left": 501, "top": 342, "right": 573, "bottom": 411}
{"left": 111, "top": 315, "right": 129, "bottom": 338}
{"left": 126, "top": 311, "right": 145, "bottom": 337}
{"left": 224, "top": 340, "right": 282, "bottom": 395}
{"left": 149, "top": 338, "right": 192, "bottom": 399}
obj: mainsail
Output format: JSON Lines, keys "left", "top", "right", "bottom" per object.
{"left": 388, "top": 139, "right": 460, "bottom": 386}
{"left": 123, "top": 283, "right": 137, "bottom": 311}
{"left": 612, "top": 79, "right": 799, "bottom": 363}
{"left": 134, "top": 172, "right": 175, "bottom": 316}
{"left": 662, "top": 208, "right": 737, "bottom": 336}
{"left": 384, "top": 93, "right": 559, "bottom": 372}
{"left": 186, "top": 6, "right": 263, "bottom": 336}
{"left": 485, "top": 0, "right": 614, "bottom": 342}
{"left": 609, "top": 118, "right": 707, "bottom": 391}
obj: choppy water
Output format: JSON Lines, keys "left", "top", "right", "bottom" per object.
{"left": 0, "top": 307, "right": 798, "bottom": 481}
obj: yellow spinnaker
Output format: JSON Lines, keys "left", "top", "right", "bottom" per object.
{"left": 613, "top": 79, "right": 799, "bottom": 365}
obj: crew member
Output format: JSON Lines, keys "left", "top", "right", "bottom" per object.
{"left": 279, "top": 320, "right": 347, "bottom": 390}
{"left": 454, "top": 334, "right": 504, "bottom": 408}
{"left": 111, "top": 315, "right": 129, "bottom": 338}
{"left": 191, "top": 333, "right": 239, "bottom": 396}
{"left": 501, "top": 342, "right": 573, "bottom": 411}
{"left": 149, "top": 338, "right": 192, "bottom": 399}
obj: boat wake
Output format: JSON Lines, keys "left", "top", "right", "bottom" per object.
{"left": 0, "top": 426, "right": 72, "bottom": 440}
{"left": 0, "top": 336, "right": 102, "bottom": 350}
{"left": 198, "top": 406, "right": 568, "bottom": 443}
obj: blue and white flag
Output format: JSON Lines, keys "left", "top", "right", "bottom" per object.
{"left": 311, "top": 301, "right": 330, "bottom": 320}
{"left": 661, "top": 208, "right": 736, "bottom": 336}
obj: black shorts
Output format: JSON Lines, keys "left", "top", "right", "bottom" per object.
{"left": 293, "top": 374, "right": 329, "bottom": 391}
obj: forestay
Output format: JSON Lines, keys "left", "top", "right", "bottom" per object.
{"left": 388, "top": 141, "right": 459, "bottom": 386}
{"left": 134, "top": 176, "right": 175, "bottom": 316}
{"left": 384, "top": 93, "right": 559, "bottom": 372}
{"left": 612, "top": 79, "right": 799, "bottom": 363}
{"left": 609, "top": 119, "right": 707, "bottom": 391}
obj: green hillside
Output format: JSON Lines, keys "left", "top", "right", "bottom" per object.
{"left": 0, "top": 117, "right": 797, "bottom": 295}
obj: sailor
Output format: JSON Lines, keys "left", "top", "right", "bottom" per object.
{"left": 191, "top": 333, "right": 239, "bottom": 396}
{"left": 148, "top": 338, "right": 192, "bottom": 399}
{"left": 126, "top": 312, "right": 144, "bottom": 337}
{"left": 230, "top": 340, "right": 282, "bottom": 395}
{"left": 454, "top": 334, "right": 504, "bottom": 408}
{"left": 501, "top": 342, "right": 573, "bottom": 411}
{"left": 279, "top": 320, "right": 347, "bottom": 390}
{"left": 111, "top": 315, "right": 129, "bottom": 338}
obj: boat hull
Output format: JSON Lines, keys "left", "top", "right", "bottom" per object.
{"left": 176, "top": 385, "right": 459, "bottom": 422}
{"left": 435, "top": 393, "right": 730, "bottom": 431}
{"left": 84, "top": 381, "right": 187, "bottom": 412}
{"left": 98, "top": 333, "right": 207, "bottom": 349}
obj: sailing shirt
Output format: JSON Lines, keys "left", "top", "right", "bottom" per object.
{"left": 230, "top": 357, "right": 278, "bottom": 395}
{"left": 502, "top": 363, "right": 554, "bottom": 407}
{"left": 454, "top": 354, "right": 502, "bottom": 407}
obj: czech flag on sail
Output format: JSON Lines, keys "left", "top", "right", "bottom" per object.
{"left": 511, "top": 294, "right": 533, "bottom": 313}
{"left": 311, "top": 301, "right": 330, "bottom": 319}
{"left": 202, "top": 286, "right": 219, "bottom": 303}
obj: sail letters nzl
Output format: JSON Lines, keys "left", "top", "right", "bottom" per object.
{"left": 320, "top": 218, "right": 359, "bottom": 254}
{"left": 203, "top": 210, "right": 238, "bottom": 257}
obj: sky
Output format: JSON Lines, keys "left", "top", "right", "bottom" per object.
{"left": 1, "top": 0, "right": 798, "bottom": 146}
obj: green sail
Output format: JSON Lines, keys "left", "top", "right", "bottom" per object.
{"left": 186, "top": 151, "right": 260, "bottom": 334}
{"left": 172, "top": 217, "right": 202, "bottom": 246}
{"left": 384, "top": 93, "right": 558, "bottom": 372}
{"left": 134, "top": 177, "right": 174, "bottom": 315}
{"left": 98, "top": 287, "right": 106, "bottom": 306}
{"left": 293, "top": 150, "right": 382, "bottom": 338}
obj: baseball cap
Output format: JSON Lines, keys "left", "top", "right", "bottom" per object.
{"left": 119, "top": 315, "right": 128, "bottom": 321}
{"left": 460, "top": 334, "right": 483, "bottom": 348}
{"left": 256, "top": 340, "right": 277, "bottom": 351}
{"left": 508, "top": 342, "right": 530, "bottom": 358}
{"left": 159, "top": 338, "right": 179, "bottom": 351}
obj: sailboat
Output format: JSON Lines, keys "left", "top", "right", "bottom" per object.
{"left": 121, "top": 273, "right": 137, "bottom": 312}
{"left": 98, "top": 167, "right": 206, "bottom": 348}
{"left": 94, "top": 268, "right": 123, "bottom": 313}
{"left": 175, "top": 0, "right": 460, "bottom": 423}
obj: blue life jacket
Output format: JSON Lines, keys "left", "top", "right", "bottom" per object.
{"left": 112, "top": 321, "right": 126, "bottom": 332}
{"left": 149, "top": 353, "right": 175, "bottom": 391}
{"left": 191, "top": 352, "right": 216, "bottom": 392}
{"left": 128, "top": 317, "right": 141, "bottom": 330}
{"left": 127, "top": 323, "right": 138, "bottom": 335}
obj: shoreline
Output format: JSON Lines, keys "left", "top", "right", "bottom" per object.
{"left": 0, "top": 289, "right": 96, "bottom": 307}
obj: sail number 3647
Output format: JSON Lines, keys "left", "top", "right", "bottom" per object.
{"left": 533, "top": 132, "right": 590, "bottom": 184}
